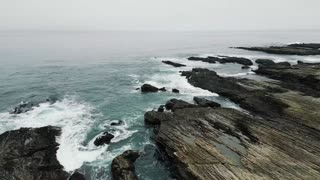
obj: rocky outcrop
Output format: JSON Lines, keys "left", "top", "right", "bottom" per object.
{"left": 0, "top": 126, "right": 70, "bottom": 180}
{"left": 165, "top": 99, "right": 198, "bottom": 112}
{"left": 144, "top": 66, "right": 320, "bottom": 179}
{"left": 188, "top": 56, "right": 253, "bottom": 66}
{"left": 111, "top": 150, "right": 141, "bottom": 180}
{"left": 254, "top": 62, "right": 320, "bottom": 97}
{"left": 141, "top": 84, "right": 166, "bottom": 93}
{"left": 193, "top": 97, "right": 221, "bottom": 108}
{"left": 10, "top": 97, "right": 57, "bottom": 114}
{"left": 141, "top": 84, "right": 159, "bottom": 93}
{"left": 162, "top": 61, "right": 186, "bottom": 67}
{"left": 236, "top": 43, "right": 320, "bottom": 55}
{"left": 94, "top": 132, "right": 115, "bottom": 146}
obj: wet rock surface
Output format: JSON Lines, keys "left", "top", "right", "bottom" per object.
{"left": 162, "top": 61, "right": 186, "bottom": 67}
{"left": 193, "top": 97, "right": 221, "bottom": 108}
{"left": 0, "top": 126, "right": 71, "bottom": 180}
{"left": 145, "top": 63, "right": 320, "bottom": 179}
{"left": 94, "top": 132, "right": 115, "bottom": 146}
{"left": 141, "top": 84, "right": 159, "bottom": 93}
{"left": 236, "top": 43, "right": 320, "bottom": 55}
{"left": 188, "top": 55, "right": 253, "bottom": 66}
{"left": 111, "top": 150, "right": 141, "bottom": 180}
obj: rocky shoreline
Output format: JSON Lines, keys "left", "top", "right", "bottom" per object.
{"left": 143, "top": 53, "right": 320, "bottom": 179}
{"left": 1, "top": 43, "right": 320, "bottom": 179}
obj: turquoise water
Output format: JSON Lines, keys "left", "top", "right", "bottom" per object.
{"left": 0, "top": 30, "right": 320, "bottom": 179}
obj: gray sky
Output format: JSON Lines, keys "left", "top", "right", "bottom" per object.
{"left": 0, "top": 0, "right": 319, "bottom": 31}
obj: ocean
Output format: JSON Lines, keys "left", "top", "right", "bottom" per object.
{"left": 0, "top": 30, "right": 320, "bottom": 179}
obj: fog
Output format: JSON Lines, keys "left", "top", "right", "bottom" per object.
{"left": 0, "top": 0, "right": 319, "bottom": 31}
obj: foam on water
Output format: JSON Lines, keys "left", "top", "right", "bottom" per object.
{"left": 0, "top": 96, "right": 108, "bottom": 172}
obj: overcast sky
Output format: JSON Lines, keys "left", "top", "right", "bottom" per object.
{"left": 0, "top": 0, "right": 319, "bottom": 31}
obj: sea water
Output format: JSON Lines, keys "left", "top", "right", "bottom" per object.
{"left": 0, "top": 30, "right": 320, "bottom": 179}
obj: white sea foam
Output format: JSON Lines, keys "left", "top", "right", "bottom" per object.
{"left": 0, "top": 96, "right": 108, "bottom": 172}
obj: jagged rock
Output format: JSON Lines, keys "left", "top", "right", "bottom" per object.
{"left": 236, "top": 43, "right": 320, "bottom": 55}
{"left": 172, "top": 89, "right": 180, "bottom": 93}
{"left": 144, "top": 111, "right": 173, "bottom": 126}
{"left": 141, "top": 84, "right": 159, "bottom": 93}
{"left": 147, "top": 102, "right": 320, "bottom": 179}
{"left": 69, "top": 172, "right": 86, "bottom": 180}
{"left": 111, "top": 150, "right": 141, "bottom": 180}
{"left": 254, "top": 63, "right": 320, "bottom": 97}
{"left": 159, "top": 87, "right": 167, "bottom": 92}
{"left": 188, "top": 56, "right": 253, "bottom": 66}
{"left": 193, "top": 97, "right": 221, "bottom": 108}
{"left": 255, "top": 59, "right": 276, "bottom": 66}
{"left": 182, "top": 68, "right": 289, "bottom": 117}
{"left": 165, "top": 99, "right": 197, "bottom": 112}
{"left": 10, "top": 97, "right": 58, "bottom": 114}
{"left": 94, "top": 132, "right": 114, "bottom": 146}
{"left": 111, "top": 120, "right": 124, "bottom": 126}
{"left": 146, "top": 66, "right": 320, "bottom": 179}
{"left": 162, "top": 61, "right": 186, "bottom": 67}
{"left": 0, "top": 126, "right": 70, "bottom": 180}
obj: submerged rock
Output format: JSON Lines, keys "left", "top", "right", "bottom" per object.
{"left": 162, "top": 61, "right": 186, "bottom": 67}
{"left": 188, "top": 55, "right": 253, "bottom": 66}
{"left": 193, "top": 97, "right": 221, "bottom": 108}
{"left": 236, "top": 43, "right": 320, "bottom": 55}
{"left": 241, "top": 65, "right": 250, "bottom": 69}
{"left": 0, "top": 126, "right": 70, "bottom": 180}
{"left": 141, "top": 84, "right": 159, "bottom": 93}
{"left": 111, "top": 120, "right": 124, "bottom": 126}
{"left": 94, "top": 132, "right": 114, "bottom": 146}
{"left": 111, "top": 150, "right": 141, "bottom": 180}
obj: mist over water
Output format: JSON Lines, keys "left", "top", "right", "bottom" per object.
{"left": 1, "top": 30, "right": 320, "bottom": 179}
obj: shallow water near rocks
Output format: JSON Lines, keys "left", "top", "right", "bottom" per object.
{"left": 1, "top": 30, "right": 320, "bottom": 179}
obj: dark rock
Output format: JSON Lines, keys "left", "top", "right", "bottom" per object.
{"left": 162, "top": 61, "right": 186, "bottom": 67}
{"left": 10, "top": 101, "right": 39, "bottom": 114}
{"left": 146, "top": 66, "right": 320, "bottom": 179}
{"left": 144, "top": 111, "right": 173, "bottom": 126}
{"left": 288, "top": 43, "right": 320, "bottom": 49}
{"left": 135, "top": 88, "right": 140, "bottom": 90}
{"left": 141, "top": 84, "right": 159, "bottom": 93}
{"left": 111, "top": 120, "right": 124, "bottom": 126}
{"left": 111, "top": 150, "right": 141, "bottom": 180}
{"left": 0, "top": 126, "right": 70, "bottom": 180}
{"left": 182, "top": 68, "right": 289, "bottom": 117}
{"left": 276, "top": 62, "right": 291, "bottom": 67}
{"left": 159, "top": 87, "right": 167, "bottom": 92}
{"left": 254, "top": 63, "right": 320, "bottom": 97}
{"left": 188, "top": 56, "right": 253, "bottom": 66}
{"left": 158, "top": 105, "right": 165, "bottom": 112}
{"left": 255, "top": 59, "right": 276, "bottom": 66}
{"left": 172, "top": 89, "right": 180, "bottom": 93}
{"left": 165, "top": 99, "right": 197, "bottom": 112}
{"left": 94, "top": 132, "right": 114, "bottom": 146}
{"left": 193, "top": 97, "right": 221, "bottom": 108}
{"left": 236, "top": 44, "right": 320, "bottom": 55}
{"left": 69, "top": 171, "right": 86, "bottom": 180}
{"left": 241, "top": 65, "right": 250, "bottom": 69}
